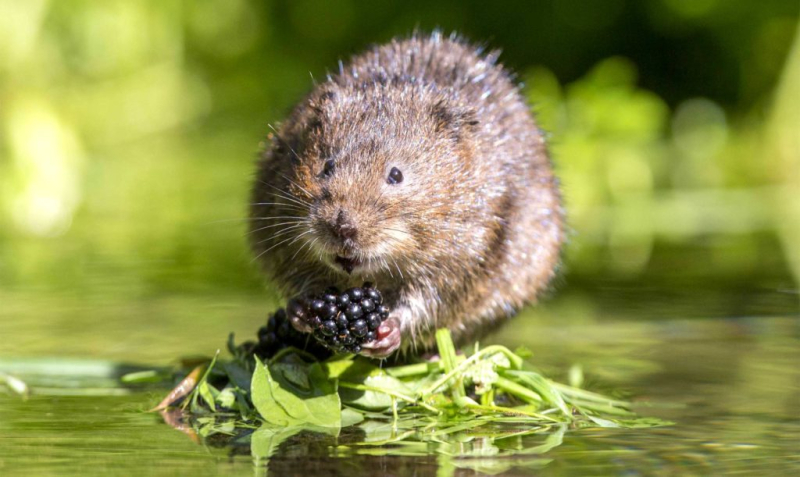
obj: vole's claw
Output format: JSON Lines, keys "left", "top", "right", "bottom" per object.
{"left": 286, "top": 298, "right": 313, "bottom": 333}
{"left": 360, "top": 317, "right": 401, "bottom": 358}
{"left": 289, "top": 315, "right": 313, "bottom": 334}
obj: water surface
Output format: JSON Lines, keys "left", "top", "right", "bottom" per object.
{"left": 1, "top": 289, "right": 797, "bottom": 476}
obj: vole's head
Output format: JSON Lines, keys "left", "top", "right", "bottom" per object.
{"left": 267, "top": 84, "right": 481, "bottom": 280}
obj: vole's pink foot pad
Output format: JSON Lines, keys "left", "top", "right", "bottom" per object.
{"left": 360, "top": 317, "right": 401, "bottom": 358}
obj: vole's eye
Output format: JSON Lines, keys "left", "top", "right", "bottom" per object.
{"left": 387, "top": 167, "right": 403, "bottom": 185}
{"left": 321, "top": 159, "right": 335, "bottom": 178}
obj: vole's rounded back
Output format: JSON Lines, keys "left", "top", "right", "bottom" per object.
{"left": 251, "top": 33, "right": 563, "bottom": 357}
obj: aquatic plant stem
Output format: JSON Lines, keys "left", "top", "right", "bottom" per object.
{"left": 419, "top": 344, "right": 523, "bottom": 399}
{"left": 384, "top": 360, "right": 446, "bottom": 378}
{"left": 493, "top": 376, "right": 544, "bottom": 404}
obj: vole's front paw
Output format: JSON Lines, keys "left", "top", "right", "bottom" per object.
{"left": 360, "top": 317, "right": 401, "bottom": 358}
{"left": 286, "top": 298, "right": 313, "bottom": 334}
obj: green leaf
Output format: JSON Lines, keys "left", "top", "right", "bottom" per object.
{"left": 341, "top": 407, "right": 365, "bottom": 427}
{"left": 322, "top": 355, "right": 359, "bottom": 379}
{"left": 515, "top": 425, "right": 566, "bottom": 455}
{"left": 251, "top": 356, "right": 341, "bottom": 428}
{"left": 119, "top": 369, "right": 167, "bottom": 384}
{"left": 186, "top": 351, "right": 219, "bottom": 412}
{"left": 586, "top": 415, "right": 673, "bottom": 428}
{"left": 505, "top": 370, "right": 571, "bottom": 416}
{"left": 216, "top": 386, "right": 237, "bottom": 409}
{"left": 198, "top": 380, "right": 219, "bottom": 409}
{"left": 357, "top": 420, "right": 417, "bottom": 445}
{"left": 340, "top": 371, "right": 413, "bottom": 411}
{"left": 221, "top": 361, "right": 252, "bottom": 392}
{"left": 250, "top": 426, "right": 302, "bottom": 462}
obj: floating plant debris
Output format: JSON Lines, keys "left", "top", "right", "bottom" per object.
{"left": 140, "top": 327, "right": 671, "bottom": 454}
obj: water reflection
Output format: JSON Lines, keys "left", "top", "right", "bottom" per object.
{"left": 2, "top": 313, "right": 796, "bottom": 475}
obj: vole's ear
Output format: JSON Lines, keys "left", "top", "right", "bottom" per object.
{"left": 290, "top": 88, "right": 338, "bottom": 161}
{"left": 309, "top": 89, "right": 337, "bottom": 113}
{"left": 305, "top": 89, "right": 336, "bottom": 134}
{"left": 430, "top": 100, "right": 479, "bottom": 142}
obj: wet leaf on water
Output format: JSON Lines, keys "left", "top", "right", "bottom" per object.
{"left": 586, "top": 415, "right": 674, "bottom": 428}
{"left": 340, "top": 371, "right": 412, "bottom": 411}
{"left": 252, "top": 423, "right": 340, "bottom": 465}
{"left": 251, "top": 426, "right": 303, "bottom": 462}
{"left": 119, "top": 369, "right": 169, "bottom": 384}
{"left": 357, "top": 419, "right": 418, "bottom": 444}
{"left": 341, "top": 407, "right": 365, "bottom": 427}
{"left": 251, "top": 356, "right": 341, "bottom": 428}
{"left": 514, "top": 425, "right": 566, "bottom": 455}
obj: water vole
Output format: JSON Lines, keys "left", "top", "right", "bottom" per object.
{"left": 250, "top": 33, "right": 563, "bottom": 358}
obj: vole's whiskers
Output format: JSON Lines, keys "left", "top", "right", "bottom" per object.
{"left": 289, "top": 233, "right": 316, "bottom": 262}
{"left": 268, "top": 124, "right": 304, "bottom": 164}
{"left": 250, "top": 202, "right": 308, "bottom": 212}
{"left": 276, "top": 171, "right": 314, "bottom": 199}
{"left": 306, "top": 236, "right": 323, "bottom": 264}
{"left": 381, "top": 256, "right": 394, "bottom": 279}
{"left": 284, "top": 230, "right": 313, "bottom": 252}
{"left": 258, "top": 181, "right": 311, "bottom": 209}
{"left": 202, "top": 217, "right": 267, "bottom": 225}
{"left": 248, "top": 220, "right": 306, "bottom": 235}
{"left": 314, "top": 238, "right": 325, "bottom": 263}
{"left": 257, "top": 224, "right": 308, "bottom": 243}
{"left": 390, "top": 255, "right": 404, "bottom": 280}
{"left": 270, "top": 191, "right": 310, "bottom": 210}
{"left": 252, "top": 228, "right": 312, "bottom": 263}
{"left": 252, "top": 233, "right": 300, "bottom": 263}
{"left": 249, "top": 215, "right": 307, "bottom": 221}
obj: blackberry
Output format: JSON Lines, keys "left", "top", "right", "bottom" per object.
{"left": 250, "top": 282, "right": 391, "bottom": 357}
{"left": 351, "top": 319, "right": 368, "bottom": 337}
{"left": 296, "top": 282, "right": 391, "bottom": 353}
{"left": 376, "top": 305, "right": 390, "bottom": 319}
{"left": 252, "top": 307, "right": 331, "bottom": 360}
{"left": 322, "top": 287, "right": 339, "bottom": 303}
{"left": 336, "top": 314, "right": 349, "bottom": 329}
{"left": 360, "top": 298, "right": 375, "bottom": 313}
{"left": 309, "top": 299, "right": 326, "bottom": 315}
{"left": 365, "top": 288, "right": 382, "bottom": 305}
{"left": 366, "top": 312, "right": 381, "bottom": 331}
{"left": 346, "top": 287, "right": 365, "bottom": 301}
{"left": 345, "top": 303, "right": 363, "bottom": 319}
{"left": 322, "top": 303, "right": 339, "bottom": 318}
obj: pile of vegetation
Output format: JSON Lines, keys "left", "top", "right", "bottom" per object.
{"left": 137, "top": 326, "right": 669, "bottom": 456}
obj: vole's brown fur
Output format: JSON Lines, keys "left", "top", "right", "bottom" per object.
{"left": 251, "top": 33, "right": 563, "bottom": 357}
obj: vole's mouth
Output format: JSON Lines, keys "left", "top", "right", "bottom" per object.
{"left": 335, "top": 255, "right": 361, "bottom": 275}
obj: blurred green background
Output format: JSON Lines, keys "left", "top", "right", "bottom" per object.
{"left": 0, "top": 1, "right": 798, "bottom": 360}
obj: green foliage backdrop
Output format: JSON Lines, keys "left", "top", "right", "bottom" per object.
{"left": 0, "top": 0, "right": 797, "bottom": 304}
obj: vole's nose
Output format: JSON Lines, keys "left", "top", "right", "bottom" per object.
{"left": 331, "top": 209, "right": 358, "bottom": 242}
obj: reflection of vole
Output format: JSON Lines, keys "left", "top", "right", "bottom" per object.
{"left": 251, "top": 33, "right": 563, "bottom": 358}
